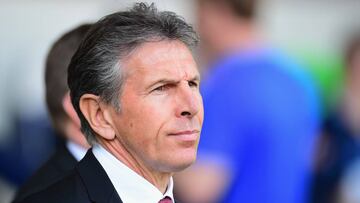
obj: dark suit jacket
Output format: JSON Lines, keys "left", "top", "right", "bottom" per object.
{"left": 13, "top": 144, "right": 78, "bottom": 202}
{"left": 15, "top": 149, "right": 123, "bottom": 203}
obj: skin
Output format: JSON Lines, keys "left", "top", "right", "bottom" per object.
{"left": 62, "top": 92, "right": 90, "bottom": 148}
{"left": 343, "top": 50, "right": 360, "bottom": 134}
{"left": 196, "top": 0, "right": 260, "bottom": 65}
{"left": 174, "top": 162, "right": 231, "bottom": 203}
{"left": 80, "top": 40, "right": 204, "bottom": 193}
{"left": 174, "top": 1, "right": 261, "bottom": 202}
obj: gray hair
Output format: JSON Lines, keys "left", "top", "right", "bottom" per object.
{"left": 68, "top": 2, "right": 199, "bottom": 145}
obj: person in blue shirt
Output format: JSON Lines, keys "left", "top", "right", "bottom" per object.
{"left": 174, "top": 0, "right": 321, "bottom": 203}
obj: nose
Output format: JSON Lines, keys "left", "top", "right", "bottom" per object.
{"left": 175, "top": 82, "right": 201, "bottom": 118}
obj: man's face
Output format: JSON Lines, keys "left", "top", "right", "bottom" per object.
{"left": 110, "top": 40, "right": 203, "bottom": 173}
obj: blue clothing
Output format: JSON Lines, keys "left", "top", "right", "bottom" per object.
{"left": 311, "top": 112, "right": 360, "bottom": 203}
{"left": 198, "top": 48, "right": 320, "bottom": 203}
{"left": 0, "top": 115, "right": 57, "bottom": 186}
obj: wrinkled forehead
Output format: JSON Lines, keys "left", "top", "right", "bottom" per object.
{"left": 132, "top": 40, "right": 194, "bottom": 62}
{"left": 122, "top": 40, "right": 199, "bottom": 79}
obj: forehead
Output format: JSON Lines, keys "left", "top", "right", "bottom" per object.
{"left": 123, "top": 40, "right": 199, "bottom": 80}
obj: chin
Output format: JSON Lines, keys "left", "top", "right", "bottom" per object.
{"left": 172, "top": 160, "right": 196, "bottom": 172}
{"left": 160, "top": 149, "right": 198, "bottom": 173}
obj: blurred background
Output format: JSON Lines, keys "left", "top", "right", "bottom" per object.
{"left": 0, "top": 0, "right": 360, "bottom": 202}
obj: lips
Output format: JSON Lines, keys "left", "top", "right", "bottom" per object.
{"left": 169, "top": 130, "right": 199, "bottom": 136}
{"left": 168, "top": 130, "right": 200, "bottom": 142}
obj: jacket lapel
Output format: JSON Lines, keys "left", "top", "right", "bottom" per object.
{"left": 76, "top": 149, "right": 123, "bottom": 203}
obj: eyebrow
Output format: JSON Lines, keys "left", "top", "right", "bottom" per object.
{"left": 146, "top": 79, "right": 180, "bottom": 91}
{"left": 191, "top": 75, "right": 201, "bottom": 82}
{"left": 146, "top": 75, "right": 201, "bottom": 91}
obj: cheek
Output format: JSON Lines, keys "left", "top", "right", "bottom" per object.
{"left": 142, "top": 95, "right": 174, "bottom": 118}
{"left": 125, "top": 99, "right": 170, "bottom": 141}
{"left": 120, "top": 89, "right": 182, "bottom": 138}
{"left": 198, "top": 97, "right": 205, "bottom": 125}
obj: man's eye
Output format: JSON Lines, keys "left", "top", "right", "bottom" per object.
{"left": 153, "top": 84, "right": 170, "bottom": 92}
{"left": 188, "top": 81, "right": 198, "bottom": 88}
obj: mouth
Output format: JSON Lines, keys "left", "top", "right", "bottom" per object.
{"left": 168, "top": 130, "right": 200, "bottom": 142}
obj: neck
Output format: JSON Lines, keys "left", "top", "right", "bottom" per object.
{"left": 342, "top": 86, "right": 360, "bottom": 135}
{"left": 98, "top": 138, "right": 171, "bottom": 193}
{"left": 205, "top": 21, "right": 262, "bottom": 64}
{"left": 222, "top": 21, "right": 261, "bottom": 54}
{"left": 64, "top": 121, "right": 91, "bottom": 149}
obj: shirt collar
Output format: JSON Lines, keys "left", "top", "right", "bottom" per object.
{"left": 93, "top": 145, "right": 174, "bottom": 203}
{"left": 66, "top": 140, "right": 87, "bottom": 161}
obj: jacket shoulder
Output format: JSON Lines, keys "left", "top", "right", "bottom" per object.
{"left": 13, "top": 146, "right": 77, "bottom": 202}
{"left": 15, "top": 169, "right": 89, "bottom": 203}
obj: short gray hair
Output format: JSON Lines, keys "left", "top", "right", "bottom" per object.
{"left": 68, "top": 2, "right": 199, "bottom": 145}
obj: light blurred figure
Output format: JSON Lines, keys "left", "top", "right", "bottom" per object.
{"left": 174, "top": 0, "right": 321, "bottom": 203}
{"left": 311, "top": 34, "right": 360, "bottom": 203}
{"left": 339, "top": 159, "right": 360, "bottom": 203}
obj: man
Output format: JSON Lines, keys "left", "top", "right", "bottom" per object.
{"left": 175, "top": 0, "right": 320, "bottom": 203}
{"left": 12, "top": 24, "right": 92, "bottom": 202}
{"left": 18, "top": 3, "right": 203, "bottom": 203}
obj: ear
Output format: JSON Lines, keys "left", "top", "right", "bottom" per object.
{"left": 79, "top": 94, "right": 116, "bottom": 140}
{"left": 62, "top": 92, "right": 81, "bottom": 127}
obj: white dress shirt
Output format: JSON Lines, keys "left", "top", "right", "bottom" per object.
{"left": 93, "top": 145, "right": 174, "bottom": 203}
{"left": 66, "top": 141, "right": 87, "bottom": 161}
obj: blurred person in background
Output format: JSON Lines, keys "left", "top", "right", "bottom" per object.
{"left": 311, "top": 33, "right": 360, "bottom": 203}
{"left": 12, "top": 24, "right": 92, "bottom": 203}
{"left": 174, "top": 0, "right": 321, "bottom": 203}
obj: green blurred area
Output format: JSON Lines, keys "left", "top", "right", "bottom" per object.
{"left": 290, "top": 47, "right": 345, "bottom": 116}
